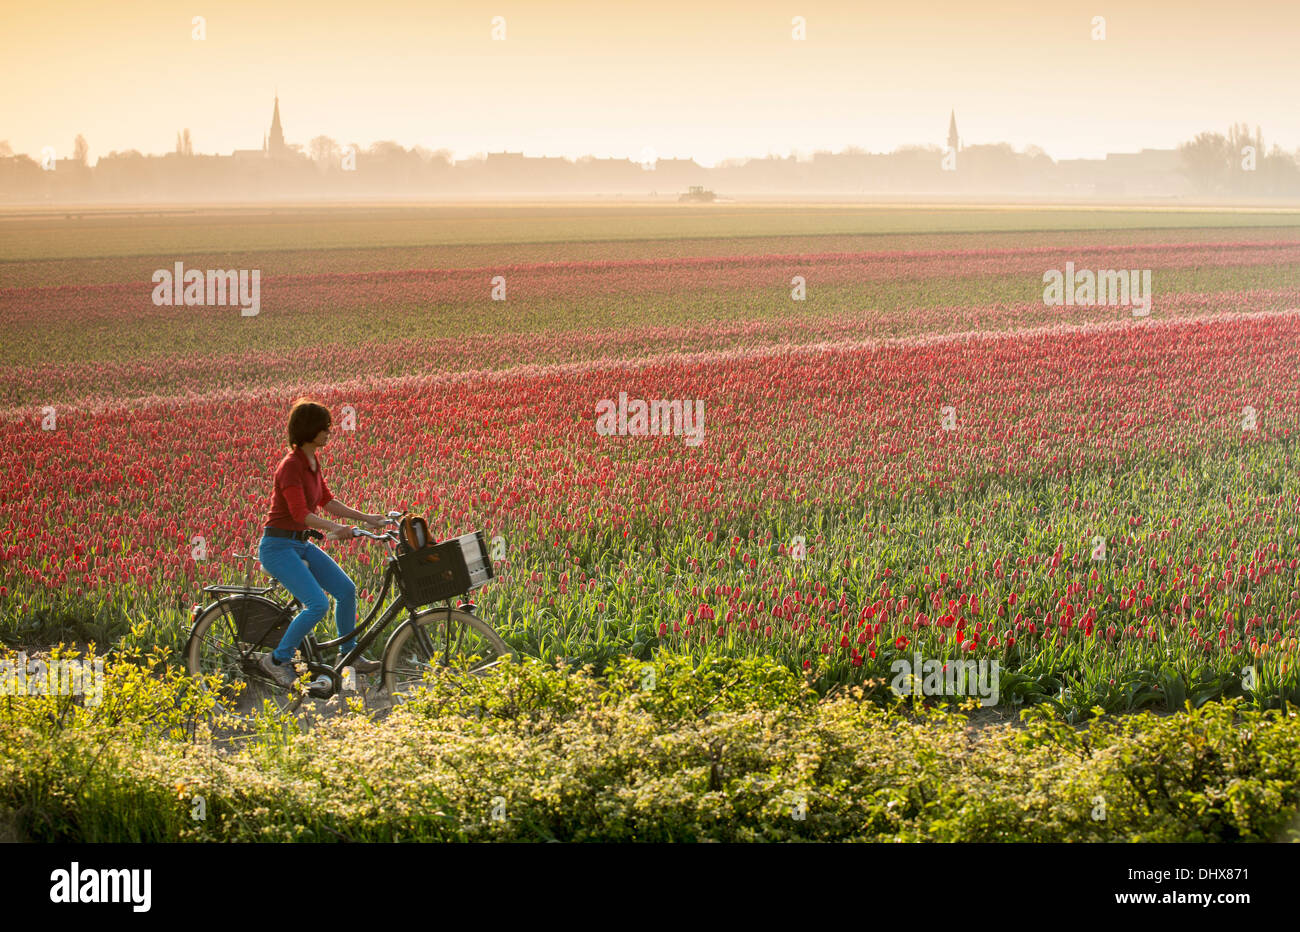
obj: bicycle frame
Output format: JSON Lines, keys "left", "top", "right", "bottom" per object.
{"left": 194, "top": 549, "right": 398, "bottom": 664}
{"left": 257, "top": 552, "right": 465, "bottom": 684}
{"left": 302, "top": 560, "right": 405, "bottom": 672}
{"left": 317, "top": 566, "right": 476, "bottom": 659}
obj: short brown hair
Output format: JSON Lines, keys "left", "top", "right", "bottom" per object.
{"left": 287, "top": 398, "right": 332, "bottom": 449}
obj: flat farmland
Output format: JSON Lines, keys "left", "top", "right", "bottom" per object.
{"left": 5, "top": 203, "right": 1300, "bottom": 842}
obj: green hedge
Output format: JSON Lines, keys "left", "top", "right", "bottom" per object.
{"left": 1, "top": 648, "right": 1299, "bottom": 842}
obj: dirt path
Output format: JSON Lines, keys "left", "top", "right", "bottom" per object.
{"left": 201, "top": 670, "right": 407, "bottom": 753}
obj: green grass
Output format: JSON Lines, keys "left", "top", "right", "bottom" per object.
{"left": 3, "top": 203, "right": 1300, "bottom": 262}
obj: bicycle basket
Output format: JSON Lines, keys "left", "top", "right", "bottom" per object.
{"left": 395, "top": 530, "right": 495, "bottom": 608}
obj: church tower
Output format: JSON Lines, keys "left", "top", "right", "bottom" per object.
{"left": 947, "top": 109, "right": 959, "bottom": 153}
{"left": 269, "top": 95, "right": 286, "bottom": 158}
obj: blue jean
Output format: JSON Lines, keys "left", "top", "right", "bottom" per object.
{"left": 257, "top": 535, "right": 357, "bottom": 663}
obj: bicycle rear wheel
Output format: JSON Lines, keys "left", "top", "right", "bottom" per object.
{"left": 185, "top": 597, "right": 305, "bottom": 717}
{"left": 381, "top": 605, "right": 514, "bottom": 701}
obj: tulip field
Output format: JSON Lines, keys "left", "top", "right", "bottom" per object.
{"left": 4, "top": 204, "right": 1300, "bottom": 718}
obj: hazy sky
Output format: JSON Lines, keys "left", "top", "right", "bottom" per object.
{"left": 3, "top": 0, "right": 1296, "bottom": 166}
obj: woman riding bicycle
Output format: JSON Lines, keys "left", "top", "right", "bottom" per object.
{"left": 257, "top": 398, "right": 387, "bottom": 687}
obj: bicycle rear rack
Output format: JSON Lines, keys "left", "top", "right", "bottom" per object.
{"left": 203, "top": 548, "right": 289, "bottom": 602}
{"left": 203, "top": 583, "right": 276, "bottom": 596}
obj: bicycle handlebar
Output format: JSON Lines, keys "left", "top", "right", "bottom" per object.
{"left": 343, "top": 509, "right": 406, "bottom": 543}
{"left": 299, "top": 510, "right": 408, "bottom": 544}
{"left": 351, "top": 526, "right": 399, "bottom": 541}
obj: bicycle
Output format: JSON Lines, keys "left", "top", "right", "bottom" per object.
{"left": 184, "top": 510, "right": 515, "bottom": 716}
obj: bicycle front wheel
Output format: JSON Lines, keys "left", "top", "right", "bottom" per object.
{"left": 381, "top": 605, "right": 514, "bottom": 700}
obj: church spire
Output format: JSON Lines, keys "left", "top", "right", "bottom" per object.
{"left": 947, "top": 109, "right": 959, "bottom": 152}
{"left": 269, "top": 94, "right": 285, "bottom": 158}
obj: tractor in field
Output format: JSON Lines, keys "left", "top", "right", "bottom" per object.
{"left": 678, "top": 185, "right": 717, "bottom": 203}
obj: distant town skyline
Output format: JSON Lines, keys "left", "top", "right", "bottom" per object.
{"left": 4, "top": 96, "right": 1283, "bottom": 173}
{"left": 13, "top": 98, "right": 1290, "bottom": 203}
{"left": 4, "top": 0, "right": 1298, "bottom": 166}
